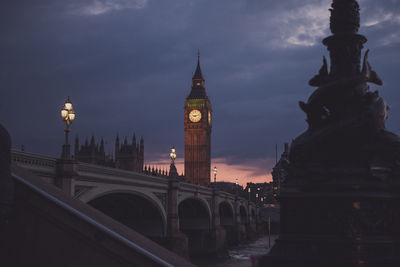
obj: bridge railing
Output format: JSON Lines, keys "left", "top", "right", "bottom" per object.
{"left": 10, "top": 150, "right": 249, "bottom": 204}
{"left": 77, "top": 162, "right": 169, "bottom": 185}
{"left": 180, "top": 182, "right": 213, "bottom": 194}
{"left": 11, "top": 149, "right": 57, "bottom": 168}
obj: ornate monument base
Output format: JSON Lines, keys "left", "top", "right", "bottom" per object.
{"left": 260, "top": 0, "right": 400, "bottom": 266}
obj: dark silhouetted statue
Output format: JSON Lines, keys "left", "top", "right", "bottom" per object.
{"left": 260, "top": 0, "right": 400, "bottom": 266}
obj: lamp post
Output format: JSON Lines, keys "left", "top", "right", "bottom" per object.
{"left": 60, "top": 97, "right": 76, "bottom": 159}
{"left": 170, "top": 146, "right": 176, "bottom": 164}
{"left": 169, "top": 146, "right": 178, "bottom": 178}
{"left": 213, "top": 166, "right": 217, "bottom": 183}
{"left": 248, "top": 187, "right": 251, "bottom": 202}
{"left": 235, "top": 178, "right": 238, "bottom": 195}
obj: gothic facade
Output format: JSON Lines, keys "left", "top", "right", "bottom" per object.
{"left": 115, "top": 135, "right": 144, "bottom": 173}
{"left": 74, "top": 134, "right": 144, "bottom": 173}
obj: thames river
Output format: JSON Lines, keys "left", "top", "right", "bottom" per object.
{"left": 194, "top": 235, "right": 278, "bottom": 267}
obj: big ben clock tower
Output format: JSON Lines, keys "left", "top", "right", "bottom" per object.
{"left": 184, "top": 54, "right": 212, "bottom": 186}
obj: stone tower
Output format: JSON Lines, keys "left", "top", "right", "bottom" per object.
{"left": 115, "top": 134, "right": 144, "bottom": 173}
{"left": 262, "top": 0, "right": 400, "bottom": 266}
{"left": 74, "top": 135, "right": 106, "bottom": 165}
{"left": 184, "top": 53, "right": 212, "bottom": 186}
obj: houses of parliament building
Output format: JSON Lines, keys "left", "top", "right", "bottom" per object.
{"left": 74, "top": 55, "right": 212, "bottom": 186}
{"left": 74, "top": 134, "right": 144, "bottom": 173}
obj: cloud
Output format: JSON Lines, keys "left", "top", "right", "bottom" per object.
{"left": 75, "top": 0, "right": 148, "bottom": 15}
{"left": 363, "top": 11, "right": 400, "bottom": 27}
{"left": 277, "top": 1, "right": 331, "bottom": 47}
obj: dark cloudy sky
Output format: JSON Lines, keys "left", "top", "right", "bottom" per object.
{"left": 1, "top": 0, "right": 399, "bottom": 184}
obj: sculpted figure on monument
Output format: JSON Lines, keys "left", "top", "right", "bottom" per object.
{"left": 287, "top": 0, "right": 400, "bottom": 183}
{"left": 261, "top": 1, "right": 400, "bottom": 266}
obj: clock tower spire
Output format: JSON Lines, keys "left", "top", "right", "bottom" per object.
{"left": 184, "top": 53, "right": 212, "bottom": 186}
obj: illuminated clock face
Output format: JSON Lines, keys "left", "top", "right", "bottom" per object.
{"left": 189, "top": 109, "right": 202, "bottom": 122}
{"left": 208, "top": 111, "right": 211, "bottom": 125}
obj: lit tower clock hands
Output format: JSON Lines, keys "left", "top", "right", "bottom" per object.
{"left": 189, "top": 109, "right": 201, "bottom": 122}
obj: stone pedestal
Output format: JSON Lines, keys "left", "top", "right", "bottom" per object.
{"left": 209, "top": 189, "right": 227, "bottom": 252}
{"left": 0, "top": 123, "right": 12, "bottom": 220}
{"left": 209, "top": 226, "right": 226, "bottom": 253}
{"left": 233, "top": 199, "right": 247, "bottom": 243}
{"left": 56, "top": 159, "right": 77, "bottom": 196}
{"left": 166, "top": 175, "right": 188, "bottom": 258}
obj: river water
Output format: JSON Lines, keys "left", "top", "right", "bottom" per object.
{"left": 194, "top": 235, "right": 278, "bottom": 267}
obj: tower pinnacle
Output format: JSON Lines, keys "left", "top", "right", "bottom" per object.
{"left": 192, "top": 50, "right": 204, "bottom": 80}
{"left": 188, "top": 52, "right": 207, "bottom": 99}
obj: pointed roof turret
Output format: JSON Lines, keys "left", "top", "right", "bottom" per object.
{"left": 188, "top": 51, "right": 208, "bottom": 99}
{"left": 132, "top": 133, "right": 137, "bottom": 148}
{"left": 90, "top": 135, "right": 95, "bottom": 147}
{"left": 75, "top": 135, "right": 79, "bottom": 154}
{"left": 100, "top": 138, "right": 104, "bottom": 153}
{"left": 192, "top": 50, "right": 204, "bottom": 80}
{"left": 140, "top": 136, "right": 144, "bottom": 153}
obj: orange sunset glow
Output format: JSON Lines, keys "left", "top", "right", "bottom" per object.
{"left": 146, "top": 157, "right": 273, "bottom": 186}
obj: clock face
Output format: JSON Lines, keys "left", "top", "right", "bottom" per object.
{"left": 208, "top": 111, "right": 211, "bottom": 125}
{"left": 189, "top": 109, "right": 202, "bottom": 122}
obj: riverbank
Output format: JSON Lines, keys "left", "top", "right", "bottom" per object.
{"left": 193, "top": 234, "right": 279, "bottom": 267}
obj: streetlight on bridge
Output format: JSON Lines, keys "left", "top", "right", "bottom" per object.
{"left": 213, "top": 166, "right": 217, "bottom": 183}
{"left": 60, "top": 97, "right": 76, "bottom": 159}
{"left": 169, "top": 146, "right": 178, "bottom": 178}
{"left": 170, "top": 146, "right": 176, "bottom": 164}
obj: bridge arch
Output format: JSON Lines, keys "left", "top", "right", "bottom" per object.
{"left": 178, "top": 196, "right": 212, "bottom": 226}
{"left": 219, "top": 201, "right": 235, "bottom": 227}
{"left": 239, "top": 205, "right": 248, "bottom": 224}
{"left": 178, "top": 196, "right": 211, "bottom": 230}
{"left": 82, "top": 188, "right": 167, "bottom": 240}
{"left": 250, "top": 206, "right": 256, "bottom": 221}
{"left": 178, "top": 197, "right": 212, "bottom": 256}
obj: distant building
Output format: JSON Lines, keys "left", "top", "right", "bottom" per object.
{"left": 74, "top": 134, "right": 144, "bottom": 173}
{"left": 271, "top": 142, "right": 290, "bottom": 201}
{"left": 211, "top": 181, "right": 243, "bottom": 195}
{"left": 115, "top": 134, "right": 144, "bottom": 173}
{"left": 244, "top": 182, "right": 274, "bottom": 204}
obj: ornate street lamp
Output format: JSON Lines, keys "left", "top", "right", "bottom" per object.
{"left": 60, "top": 97, "right": 76, "bottom": 159}
{"left": 169, "top": 146, "right": 178, "bottom": 178}
{"left": 170, "top": 146, "right": 176, "bottom": 164}
{"left": 248, "top": 187, "right": 251, "bottom": 201}
{"left": 213, "top": 166, "right": 217, "bottom": 183}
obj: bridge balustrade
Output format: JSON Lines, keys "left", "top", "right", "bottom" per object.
{"left": 9, "top": 150, "right": 265, "bottom": 258}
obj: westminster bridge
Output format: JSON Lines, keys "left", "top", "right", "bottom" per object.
{"left": 10, "top": 149, "right": 265, "bottom": 259}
